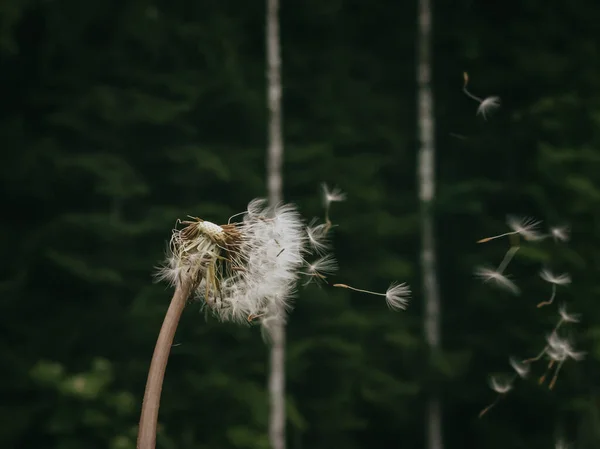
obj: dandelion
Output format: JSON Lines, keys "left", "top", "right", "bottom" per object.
{"left": 477, "top": 215, "right": 543, "bottom": 243}
{"left": 550, "top": 225, "right": 570, "bottom": 243}
{"left": 537, "top": 269, "right": 571, "bottom": 308}
{"left": 321, "top": 183, "right": 346, "bottom": 230}
{"left": 141, "top": 199, "right": 314, "bottom": 449}
{"left": 509, "top": 357, "right": 530, "bottom": 379}
{"left": 474, "top": 266, "right": 520, "bottom": 295}
{"left": 333, "top": 282, "right": 411, "bottom": 311}
{"left": 462, "top": 72, "right": 501, "bottom": 120}
{"left": 479, "top": 375, "right": 513, "bottom": 417}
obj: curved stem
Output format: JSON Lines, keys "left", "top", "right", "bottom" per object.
{"left": 497, "top": 246, "right": 520, "bottom": 274}
{"left": 463, "top": 87, "right": 483, "bottom": 104}
{"left": 537, "top": 284, "right": 557, "bottom": 308}
{"left": 137, "top": 276, "right": 194, "bottom": 449}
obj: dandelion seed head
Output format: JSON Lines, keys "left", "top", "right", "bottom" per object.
{"left": 196, "top": 220, "right": 225, "bottom": 241}
{"left": 506, "top": 215, "right": 544, "bottom": 241}
{"left": 321, "top": 183, "right": 346, "bottom": 205}
{"left": 558, "top": 303, "right": 580, "bottom": 324}
{"left": 550, "top": 225, "right": 570, "bottom": 243}
{"left": 489, "top": 375, "right": 512, "bottom": 394}
{"left": 157, "top": 199, "right": 311, "bottom": 330}
{"left": 546, "top": 332, "right": 585, "bottom": 362}
{"left": 474, "top": 266, "right": 520, "bottom": 295}
{"left": 509, "top": 357, "right": 530, "bottom": 378}
{"left": 476, "top": 96, "right": 500, "bottom": 120}
{"left": 540, "top": 269, "right": 571, "bottom": 286}
{"left": 385, "top": 282, "right": 411, "bottom": 311}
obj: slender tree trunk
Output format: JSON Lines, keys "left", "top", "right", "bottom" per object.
{"left": 266, "top": 0, "right": 286, "bottom": 448}
{"left": 137, "top": 277, "right": 194, "bottom": 449}
{"left": 416, "top": 0, "right": 443, "bottom": 448}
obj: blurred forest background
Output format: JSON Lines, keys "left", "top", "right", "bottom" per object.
{"left": 2, "top": 0, "right": 600, "bottom": 448}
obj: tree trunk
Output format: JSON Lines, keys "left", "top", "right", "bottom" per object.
{"left": 416, "top": 0, "right": 443, "bottom": 448}
{"left": 266, "top": 0, "right": 286, "bottom": 448}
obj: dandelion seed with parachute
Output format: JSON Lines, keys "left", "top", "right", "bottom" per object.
{"left": 477, "top": 215, "right": 543, "bottom": 243}
{"left": 479, "top": 375, "right": 513, "bottom": 418}
{"left": 538, "top": 333, "right": 585, "bottom": 389}
{"left": 537, "top": 269, "right": 571, "bottom": 308}
{"left": 474, "top": 266, "right": 520, "bottom": 295}
{"left": 321, "top": 183, "right": 346, "bottom": 230}
{"left": 306, "top": 218, "right": 331, "bottom": 255}
{"left": 462, "top": 72, "right": 501, "bottom": 120}
{"left": 550, "top": 225, "right": 570, "bottom": 243}
{"left": 302, "top": 254, "right": 338, "bottom": 285}
{"left": 509, "top": 357, "right": 530, "bottom": 379}
{"left": 558, "top": 303, "right": 580, "bottom": 324}
{"left": 333, "top": 282, "right": 411, "bottom": 311}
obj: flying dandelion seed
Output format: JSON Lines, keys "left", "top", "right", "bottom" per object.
{"left": 333, "top": 282, "right": 411, "bottom": 311}
{"left": 543, "top": 334, "right": 585, "bottom": 389}
{"left": 462, "top": 72, "right": 501, "bottom": 120}
{"left": 306, "top": 218, "right": 331, "bottom": 255}
{"left": 558, "top": 303, "right": 580, "bottom": 324}
{"left": 479, "top": 375, "right": 513, "bottom": 418}
{"left": 550, "top": 225, "right": 570, "bottom": 243}
{"left": 477, "top": 216, "right": 543, "bottom": 243}
{"left": 522, "top": 305, "right": 580, "bottom": 364}
{"left": 537, "top": 269, "right": 572, "bottom": 308}
{"left": 302, "top": 254, "right": 338, "bottom": 285}
{"left": 474, "top": 266, "right": 520, "bottom": 295}
{"left": 509, "top": 357, "right": 530, "bottom": 379}
{"left": 321, "top": 183, "right": 346, "bottom": 230}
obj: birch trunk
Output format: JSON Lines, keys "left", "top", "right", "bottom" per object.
{"left": 266, "top": 0, "right": 286, "bottom": 448}
{"left": 416, "top": 0, "right": 443, "bottom": 448}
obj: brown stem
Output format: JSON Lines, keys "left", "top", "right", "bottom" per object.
{"left": 137, "top": 277, "right": 194, "bottom": 449}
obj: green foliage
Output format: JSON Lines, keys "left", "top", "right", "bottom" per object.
{"left": 2, "top": 0, "right": 600, "bottom": 448}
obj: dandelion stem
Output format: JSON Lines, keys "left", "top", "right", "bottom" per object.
{"left": 324, "top": 206, "right": 332, "bottom": 233}
{"left": 479, "top": 394, "right": 504, "bottom": 418}
{"left": 522, "top": 320, "right": 565, "bottom": 364}
{"left": 497, "top": 246, "right": 520, "bottom": 274}
{"left": 137, "top": 276, "right": 195, "bottom": 449}
{"left": 538, "top": 359, "right": 556, "bottom": 385}
{"left": 333, "top": 284, "right": 385, "bottom": 297}
{"left": 522, "top": 348, "right": 547, "bottom": 364}
{"left": 537, "top": 284, "right": 557, "bottom": 308}
{"left": 477, "top": 231, "right": 517, "bottom": 243}
{"left": 549, "top": 361, "right": 565, "bottom": 390}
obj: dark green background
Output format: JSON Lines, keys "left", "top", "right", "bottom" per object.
{"left": 2, "top": 0, "right": 600, "bottom": 448}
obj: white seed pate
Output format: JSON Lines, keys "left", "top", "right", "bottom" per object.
{"left": 198, "top": 221, "right": 225, "bottom": 240}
